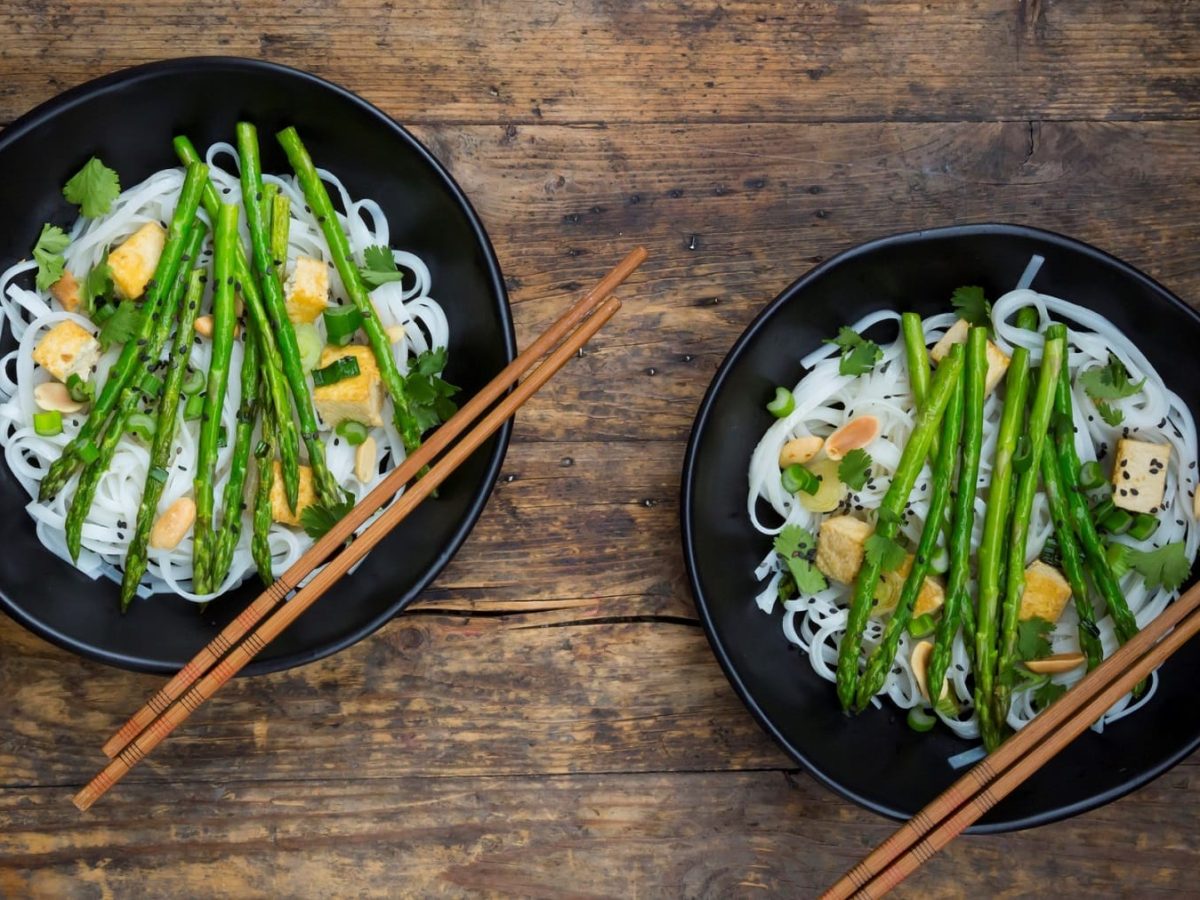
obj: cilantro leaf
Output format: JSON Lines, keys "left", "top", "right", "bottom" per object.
{"left": 1126, "top": 541, "right": 1191, "bottom": 592}
{"left": 1033, "top": 680, "right": 1067, "bottom": 709}
{"left": 300, "top": 494, "right": 356, "bottom": 539}
{"left": 33, "top": 223, "right": 70, "bottom": 291}
{"left": 1078, "top": 353, "right": 1146, "bottom": 402}
{"left": 1016, "top": 616, "right": 1054, "bottom": 662}
{"left": 865, "top": 533, "right": 906, "bottom": 572}
{"left": 1094, "top": 400, "right": 1124, "bottom": 427}
{"left": 950, "top": 285, "right": 990, "bottom": 327}
{"left": 80, "top": 262, "right": 112, "bottom": 315}
{"left": 824, "top": 327, "right": 882, "bottom": 377}
{"left": 63, "top": 157, "right": 121, "bottom": 218}
{"left": 357, "top": 244, "right": 407, "bottom": 290}
{"left": 773, "top": 525, "right": 828, "bottom": 596}
{"left": 838, "top": 448, "right": 872, "bottom": 491}
{"left": 97, "top": 301, "right": 142, "bottom": 351}
{"left": 404, "top": 347, "right": 459, "bottom": 434}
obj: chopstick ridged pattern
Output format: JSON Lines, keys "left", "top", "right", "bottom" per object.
{"left": 79, "top": 248, "right": 644, "bottom": 808}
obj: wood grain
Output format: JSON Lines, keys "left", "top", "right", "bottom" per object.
{"left": 1, "top": 2, "right": 1198, "bottom": 126}
{"left": 3, "top": 0, "right": 1200, "bottom": 895}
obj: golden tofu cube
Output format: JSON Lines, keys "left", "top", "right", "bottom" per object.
{"left": 50, "top": 270, "right": 81, "bottom": 312}
{"left": 269, "top": 461, "right": 316, "bottom": 527}
{"left": 815, "top": 515, "right": 873, "bottom": 585}
{"left": 872, "top": 554, "right": 946, "bottom": 618}
{"left": 313, "top": 345, "right": 384, "bottom": 428}
{"left": 107, "top": 222, "right": 166, "bottom": 299}
{"left": 929, "top": 318, "right": 1010, "bottom": 396}
{"left": 284, "top": 256, "right": 330, "bottom": 324}
{"left": 1112, "top": 438, "right": 1171, "bottom": 514}
{"left": 32, "top": 320, "right": 101, "bottom": 383}
{"left": 1019, "top": 560, "right": 1073, "bottom": 623}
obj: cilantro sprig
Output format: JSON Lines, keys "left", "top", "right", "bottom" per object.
{"left": 404, "top": 347, "right": 460, "bottom": 433}
{"left": 950, "top": 285, "right": 991, "bottom": 327}
{"left": 1079, "top": 353, "right": 1145, "bottom": 401}
{"left": 97, "top": 301, "right": 142, "bottom": 351}
{"left": 824, "top": 327, "right": 882, "bottom": 377}
{"left": 837, "top": 448, "right": 872, "bottom": 491}
{"left": 357, "top": 245, "right": 408, "bottom": 290}
{"left": 32, "top": 224, "right": 70, "bottom": 291}
{"left": 63, "top": 157, "right": 121, "bottom": 218}
{"left": 1033, "top": 680, "right": 1067, "bottom": 709}
{"left": 81, "top": 262, "right": 113, "bottom": 314}
{"left": 865, "top": 533, "right": 906, "bottom": 572}
{"left": 1110, "top": 541, "right": 1191, "bottom": 592}
{"left": 300, "top": 493, "right": 356, "bottom": 540}
{"left": 1078, "top": 354, "right": 1145, "bottom": 428}
{"left": 773, "top": 525, "right": 828, "bottom": 596}
{"left": 1016, "top": 616, "right": 1054, "bottom": 662}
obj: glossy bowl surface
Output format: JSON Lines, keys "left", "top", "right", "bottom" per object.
{"left": 0, "top": 58, "right": 514, "bottom": 674}
{"left": 682, "top": 223, "right": 1200, "bottom": 831}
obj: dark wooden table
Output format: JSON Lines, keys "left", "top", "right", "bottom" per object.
{"left": 2, "top": 2, "right": 1199, "bottom": 896}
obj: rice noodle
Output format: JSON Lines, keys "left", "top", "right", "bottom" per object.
{"left": 0, "top": 146, "right": 447, "bottom": 602}
{"left": 747, "top": 262, "right": 1197, "bottom": 738}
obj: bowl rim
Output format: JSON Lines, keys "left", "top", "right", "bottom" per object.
{"left": 0, "top": 56, "right": 516, "bottom": 675}
{"left": 680, "top": 222, "right": 1200, "bottom": 832}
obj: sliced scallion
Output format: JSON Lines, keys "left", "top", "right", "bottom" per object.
{"left": 33, "top": 410, "right": 63, "bottom": 436}
{"left": 335, "top": 420, "right": 370, "bottom": 446}
{"left": 323, "top": 305, "right": 363, "bottom": 347}
{"left": 126, "top": 411, "right": 156, "bottom": 441}
{"left": 311, "top": 355, "right": 360, "bottom": 387}
{"left": 766, "top": 386, "right": 795, "bottom": 419}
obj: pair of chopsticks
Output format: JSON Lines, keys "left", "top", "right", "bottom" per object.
{"left": 73, "top": 247, "right": 648, "bottom": 812}
{"left": 824, "top": 576, "right": 1200, "bottom": 898}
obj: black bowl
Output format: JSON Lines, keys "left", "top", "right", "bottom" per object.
{"left": 682, "top": 224, "right": 1200, "bottom": 832}
{"left": 0, "top": 58, "right": 514, "bottom": 674}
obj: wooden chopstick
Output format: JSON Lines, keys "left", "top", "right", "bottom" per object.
{"left": 75, "top": 292, "right": 623, "bottom": 811}
{"left": 824, "top": 578, "right": 1200, "bottom": 899}
{"left": 101, "top": 247, "right": 647, "bottom": 761}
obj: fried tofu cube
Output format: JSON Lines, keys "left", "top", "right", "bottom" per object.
{"left": 1112, "top": 438, "right": 1171, "bottom": 514}
{"left": 815, "top": 515, "right": 873, "bottom": 585}
{"left": 50, "top": 270, "right": 81, "bottom": 312}
{"left": 872, "top": 555, "right": 946, "bottom": 618}
{"left": 107, "top": 222, "right": 166, "bottom": 299}
{"left": 929, "top": 318, "right": 1011, "bottom": 396}
{"left": 32, "top": 320, "right": 101, "bottom": 383}
{"left": 312, "top": 345, "right": 385, "bottom": 427}
{"left": 284, "top": 256, "right": 330, "bottom": 324}
{"left": 269, "top": 461, "right": 316, "bottom": 527}
{"left": 1019, "top": 560, "right": 1073, "bottom": 623}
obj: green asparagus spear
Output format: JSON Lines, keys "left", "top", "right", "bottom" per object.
{"left": 856, "top": 356, "right": 963, "bottom": 710}
{"left": 927, "top": 326, "right": 989, "bottom": 696}
{"left": 39, "top": 162, "right": 209, "bottom": 502}
{"left": 992, "top": 331, "right": 1065, "bottom": 732}
{"left": 119, "top": 264, "right": 207, "bottom": 610}
{"left": 235, "top": 123, "right": 341, "bottom": 507}
{"left": 171, "top": 136, "right": 304, "bottom": 512}
{"left": 1039, "top": 442, "right": 1103, "bottom": 670}
{"left": 252, "top": 375, "right": 276, "bottom": 585}
{"left": 210, "top": 325, "right": 260, "bottom": 589}
{"left": 901, "top": 312, "right": 939, "bottom": 463}
{"left": 192, "top": 202, "right": 240, "bottom": 593}
{"left": 275, "top": 125, "right": 422, "bottom": 452}
{"left": 270, "top": 190, "right": 290, "bottom": 283}
{"left": 66, "top": 220, "right": 206, "bottom": 561}
{"left": 1047, "top": 323, "right": 1141, "bottom": 649}
{"left": 835, "top": 344, "right": 965, "bottom": 710}
{"left": 974, "top": 306, "right": 1038, "bottom": 748}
